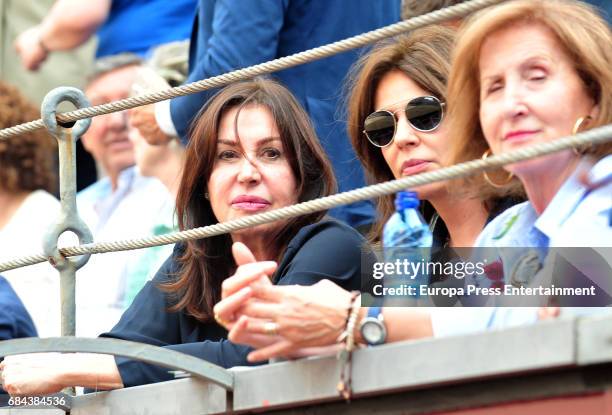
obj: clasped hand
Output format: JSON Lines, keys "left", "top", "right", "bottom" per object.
{"left": 214, "top": 242, "right": 353, "bottom": 362}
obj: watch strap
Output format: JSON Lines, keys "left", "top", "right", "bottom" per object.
{"left": 367, "top": 306, "right": 382, "bottom": 320}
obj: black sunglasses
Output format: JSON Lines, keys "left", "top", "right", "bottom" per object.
{"left": 363, "top": 96, "right": 445, "bottom": 148}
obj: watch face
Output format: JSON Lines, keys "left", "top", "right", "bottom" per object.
{"left": 362, "top": 320, "right": 384, "bottom": 344}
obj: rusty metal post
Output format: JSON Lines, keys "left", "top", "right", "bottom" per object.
{"left": 41, "top": 87, "right": 93, "bottom": 338}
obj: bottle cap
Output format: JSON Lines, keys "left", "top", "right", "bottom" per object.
{"left": 395, "top": 191, "right": 419, "bottom": 210}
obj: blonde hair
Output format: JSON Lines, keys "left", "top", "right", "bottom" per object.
{"left": 447, "top": 0, "right": 612, "bottom": 197}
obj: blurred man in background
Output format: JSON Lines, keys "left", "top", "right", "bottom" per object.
{"left": 75, "top": 55, "right": 176, "bottom": 337}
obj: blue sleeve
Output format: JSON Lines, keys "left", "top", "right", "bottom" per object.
{"left": 0, "top": 276, "right": 37, "bottom": 340}
{"left": 98, "top": 251, "right": 257, "bottom": 388}
{"left": 276, "top": 222, "right": 375, "bottom": 291}
{"left": 96, "top": 254, "right": 188, "bottom": 388}
{"left": 99, "top": 255, "right": 182, "bottom": 347}
{"left": 97, "top": 222, "right": 373, "bottom": 388}
{"left": 170, "top": 0, "right": 287, "bottom": 142}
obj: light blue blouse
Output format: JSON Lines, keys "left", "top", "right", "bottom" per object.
{"left": 476, "top": 155, "right": 611, "bottom": 248}
{"left": 432, "top": 155, "right": 612, "bottom": 337}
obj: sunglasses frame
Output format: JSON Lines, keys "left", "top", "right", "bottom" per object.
{"left": 363, "top": 95, "right": 446, "bottom": 148}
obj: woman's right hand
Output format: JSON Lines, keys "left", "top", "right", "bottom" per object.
{"left": 213, "top": 242, "right": 276, "bottom": 330}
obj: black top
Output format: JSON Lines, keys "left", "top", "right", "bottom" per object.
{"left": 426, "top": 197, "right": 524, "bottom": 306}
{"left": 99, "top": 219, "right": 374, "bottom": 387}
{"left": 429, "top": 197, "right": 523, "bottom": 248}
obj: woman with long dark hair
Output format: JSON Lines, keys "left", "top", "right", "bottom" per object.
{"left": 1, "top": 79, "right": 374, "bottom": 394}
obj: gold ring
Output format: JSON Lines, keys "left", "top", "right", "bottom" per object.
{"left": 263, "top": 321, "right": 279, "bottom": 336}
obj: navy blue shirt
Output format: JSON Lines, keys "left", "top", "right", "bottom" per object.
{"left": 100, "top": 219, "right": 375, "bottom": 387}
{"left": 170, "top": 0, "right": 401, "bottom": 227}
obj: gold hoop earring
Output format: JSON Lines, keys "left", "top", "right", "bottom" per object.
{"left": 571, "top": 116, "right": 593, "bottom": 155}
{"left": 481, "top": 149, "right": 514, "bottom": 188}
{"left": 572, "top": 116, "right": 593, "bottom": 135}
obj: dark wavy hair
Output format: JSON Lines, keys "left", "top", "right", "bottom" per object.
{"left": 0, "top": 81, "right": 57, "bottom": 194}
{"left": 164, "top": 79, "right": 337, "bottom": 321}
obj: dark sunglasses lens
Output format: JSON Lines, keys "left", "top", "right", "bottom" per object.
{"left": 364, "top": 111, "right": 395, "bottom": 146}
{"left": 406, "top": 97, "right": 442, "bottom": 131}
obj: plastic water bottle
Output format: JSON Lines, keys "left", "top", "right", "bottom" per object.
{"left": 382, "top": 191, "right": 433, "bottom": 304}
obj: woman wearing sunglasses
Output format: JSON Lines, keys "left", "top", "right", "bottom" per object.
{"left": 348, "top": 25, "right": 521, "bottom": 249}
{"left": 212, "top": 1, "right": 611, "bottom": 362}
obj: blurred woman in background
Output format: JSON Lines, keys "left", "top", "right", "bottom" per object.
{"left": 0, "top": 81, "right": 61, "bottom": 337}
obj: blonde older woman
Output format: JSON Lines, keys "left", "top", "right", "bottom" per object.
{"left": 447, "top": 0, "right": 610, "bottom": 244}
{"left": 428, "top": 0, "right": 612, "bottom": 336}
{"left": 212, "top": 0, "right": 611, "bottom": 362}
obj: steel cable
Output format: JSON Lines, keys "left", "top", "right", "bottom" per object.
{"left": 0, "top": 125, "right": 609, "bottom": 272}
{"left": 0, "top": 0, "right": 503, "bottom": 140}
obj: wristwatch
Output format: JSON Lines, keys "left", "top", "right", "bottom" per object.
{"left": 359, "top": 306, "right": 387, "bottom": 346}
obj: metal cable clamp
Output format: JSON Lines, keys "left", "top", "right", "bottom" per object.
{"left": 41, "top": 87, "right": 94, "bottom": 338}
